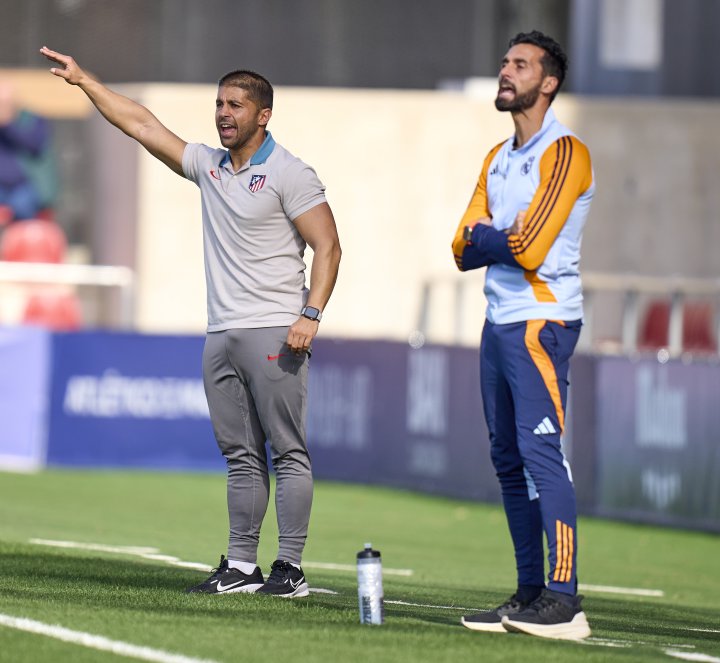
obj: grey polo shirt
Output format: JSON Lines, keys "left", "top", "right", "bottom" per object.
{"left": 182, "top": 132, "right": 327, "bottom": 332}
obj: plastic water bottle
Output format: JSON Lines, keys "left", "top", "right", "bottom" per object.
{"left": 357, "top": 542, "right": 384, "bottom": 625}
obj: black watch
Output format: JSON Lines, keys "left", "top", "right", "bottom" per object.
{"left": 301, "top": 305, "right": 322, "bottom": 322}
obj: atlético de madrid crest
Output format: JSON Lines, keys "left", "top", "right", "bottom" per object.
{"left": 249, "top": 174, "right": 266, "bottom": 192}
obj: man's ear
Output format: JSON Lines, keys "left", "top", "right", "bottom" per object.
{"left": 542, "top": 76, "right": 559, "bottom": 97}
{"left": 259, "top": 108, "right": 272, "bottom": 127}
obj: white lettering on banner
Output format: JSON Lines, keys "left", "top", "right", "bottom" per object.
{"left": 63, "top": 370, "right": 210, "bottom": 419}
{"left": 307, "top": 365, "right": 371, "bottom": 449}
{"left": 641, "top": 469, "right": 681, "bottom": 509}
{"left": 406, "top": 349, "right": 448, "bottom": 436}
{"left": 409, "top": 440, "right": 448, "bottom": 478}
{"left": 635, "top": 366, "right": 687, "bottom": 449}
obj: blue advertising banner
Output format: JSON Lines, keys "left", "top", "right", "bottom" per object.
{"left": 4, "top": 327, "right": 717, "bottom": 532}
{"left": 43, "top": 332, "right": 500, "bottom": 501}
{"left": 307, "top": 339, "right": 499, "bottom": 502}
{"left": 592, "top": 355, "right": 720, "bottom": 531}
{"left": 46, "top": 332, "right": 222, "bottom": 471}
{"left": 0, "top": 326, "right": 51, "bottom": 470}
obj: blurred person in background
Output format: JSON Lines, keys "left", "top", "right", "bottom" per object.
{"left": 0, "top": 79, "right": 55, "bottom": 225}
{"left": 41, "top": 45, "right": 341, "bottom": 599}
{"left": 451, "top": 31, "right": 594, "bottom": 640}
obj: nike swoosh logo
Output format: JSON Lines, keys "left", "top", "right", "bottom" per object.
{"left": 267, "top": 354, "right": 287, "bottom": 361}
{"left": 216, "top": 579, "right": 248, "bottom": 592}
{"left": 209, "top": 169, "right": 221, "bottom": 180}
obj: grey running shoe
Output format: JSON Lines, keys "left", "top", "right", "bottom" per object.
{"left": 256, "top": 560, "right": 309, "bottom": 598}
{"left": 502, "top": 589, "right": 591, "bottom": 640}
{"left": 185, "top": 555, "right": 264, "bottom": 594}
{"left": 461, "top": 594, "right": 530, "bottom": 632}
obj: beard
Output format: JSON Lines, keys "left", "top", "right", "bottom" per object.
{"left": 219, "top": 124, "right": 257, "bottom": 150}
{"left": 495, "top": 81, "right": 542, "bottom": 112}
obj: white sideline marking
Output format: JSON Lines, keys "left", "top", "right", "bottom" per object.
{"left": 0, "top": 613, "right": 218, "bottom": 663}
{"left": 29, "top": 539, "right": 340, "bottom": 593}
{"left": 29, "top": 539, "right": 414, "bottom": 576}
{"left": 30, "top": 539, "right": 209, "bottom": 570}
{"left": 30, "top": 539, "right": 669, "bottom": 601}
{"left": 302, "top": 561, "right": 414, "bottom": 577}
{"left": 587, "top": 637, "right": 695, "bottom": 649}
{"left": 583, "top": 638, "right": 631, "bottom": 648}
{"left": 579, "top": 583, "right": 664, "bottom": 598}
{"left": 30, "top": 540, "right": 157, "bottom": 555}
{"left": 665, "top": 651, "right": 720, "bottom": 663}
{"left": 386, "top": 599, "right": 476, "bottom": 611}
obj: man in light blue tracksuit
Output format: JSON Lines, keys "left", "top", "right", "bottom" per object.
{"left": 452, "top": 31, "right": 595, "bottom": 640}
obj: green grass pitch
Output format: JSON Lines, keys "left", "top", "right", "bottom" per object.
{"left": 0, "top": 468, "right": 718, "bottom": 662}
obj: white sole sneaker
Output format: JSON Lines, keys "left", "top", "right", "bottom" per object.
{"left": 460, "top": 617, "right": 507, "bottom": 633}
{"left": 502, "top": 610, "right": 591, "bottom": 640}
{"left": 216, "top": 582, "right": 264, "bottom": 594}
{"left": 276, "top": 582, "right": 309, "bottom": 599}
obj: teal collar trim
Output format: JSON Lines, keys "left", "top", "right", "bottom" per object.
{"left": 250, "top": 131, "right": 276, "bottom": 165}
{"left": 218, "top": 131, "right": 276, "bottom": 169}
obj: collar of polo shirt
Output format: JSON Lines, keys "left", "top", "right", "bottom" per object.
{"left": 219, "top": 131, "right": 277, "bottom": 172}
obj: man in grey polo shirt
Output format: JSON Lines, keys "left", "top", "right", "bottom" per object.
{"left": 42, "top": 47, "right": 341, "bottom": 598}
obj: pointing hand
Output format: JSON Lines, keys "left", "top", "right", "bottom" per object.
{"left": 39, "top": 46, "right": 87, "bottom": 86}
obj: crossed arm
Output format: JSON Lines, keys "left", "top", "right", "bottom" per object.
{"left": 40, "top": 46, "right": 186, "bottom": 175}
{"left": 452, "top": 136, "right": 592, "bottom": 272}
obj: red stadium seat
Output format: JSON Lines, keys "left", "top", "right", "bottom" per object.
{"left": 0, "top": 219, "right": 67, "bottom": 263}
{"left": 638, "top": 299, "right": 716, "bottom": 353}
{"left": 683, "top": 301, "right": 716, "bottom": 353}
{"left": 638, "top": 300, "right": 669, "bottom": 349}
{"left": 0, "top": 205, "right": 13, "bottom": 227}
{"left": 22, "top": 290, "right": 83, "bottom": 331}
{"left": 34, "top": 208, "right": 57, "bottom": 222}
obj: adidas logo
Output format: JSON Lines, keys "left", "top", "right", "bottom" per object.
{"left": 533, "top": 417, "right": 557, "bottom": 435}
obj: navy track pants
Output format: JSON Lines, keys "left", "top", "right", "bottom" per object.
{"left": 480, "top": 318, "right": 581, "bottom": 595}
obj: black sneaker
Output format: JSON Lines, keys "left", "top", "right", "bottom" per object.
{"left": 461, "top": 593, "right": 531, "bottom": 632}
{"left": 185, "top": 555, "right": 264, "bottom": 594}
{"left": 501, "top": 589, "right": 591, "bottom": 640}
{"left": 256, "top": 560, "right": 309, "bottom": 598}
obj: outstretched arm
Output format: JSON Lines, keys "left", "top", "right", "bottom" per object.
{"left": 40, "top": 46, "right": 186, "bottom": 176}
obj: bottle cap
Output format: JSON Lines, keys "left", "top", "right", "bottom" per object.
{"left": 357, "top": 543, "right": 381, "bottom": 559}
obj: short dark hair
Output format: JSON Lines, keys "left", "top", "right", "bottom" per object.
{"left": 509, "top": 30, "right": 568, "bottom": 102}
{"left": 217, "top": 70, "right": 273, "bottom": 110}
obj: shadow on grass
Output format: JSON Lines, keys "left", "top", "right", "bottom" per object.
{"left": 382, "top": 585, "right": 720, "bottom": 650}
{"left": 586, "top": 595, "right": 720, "bottom": 643}
{"left": 0, "top": 544, "right": 366, "bottom": 625}
{"left": 3, "top": 544, "right": 719, "bottom": 652}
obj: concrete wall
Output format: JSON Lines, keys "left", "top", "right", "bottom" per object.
{"left": 87, "top": 83, "right": 720, "bottom": 345}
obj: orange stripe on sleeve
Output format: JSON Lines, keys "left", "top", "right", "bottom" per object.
{"left": 451, "top": 142, "right": 504, "bottom": 268}
{"left": 512, "top": 136, "right": 572, "bottom": 254}
{"left": 506, "top": 136, "right": 593, "bottom": 270}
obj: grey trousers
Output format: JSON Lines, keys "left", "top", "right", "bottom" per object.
{"left": 202, "top": 327, "right": 312, "bottom": 565}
